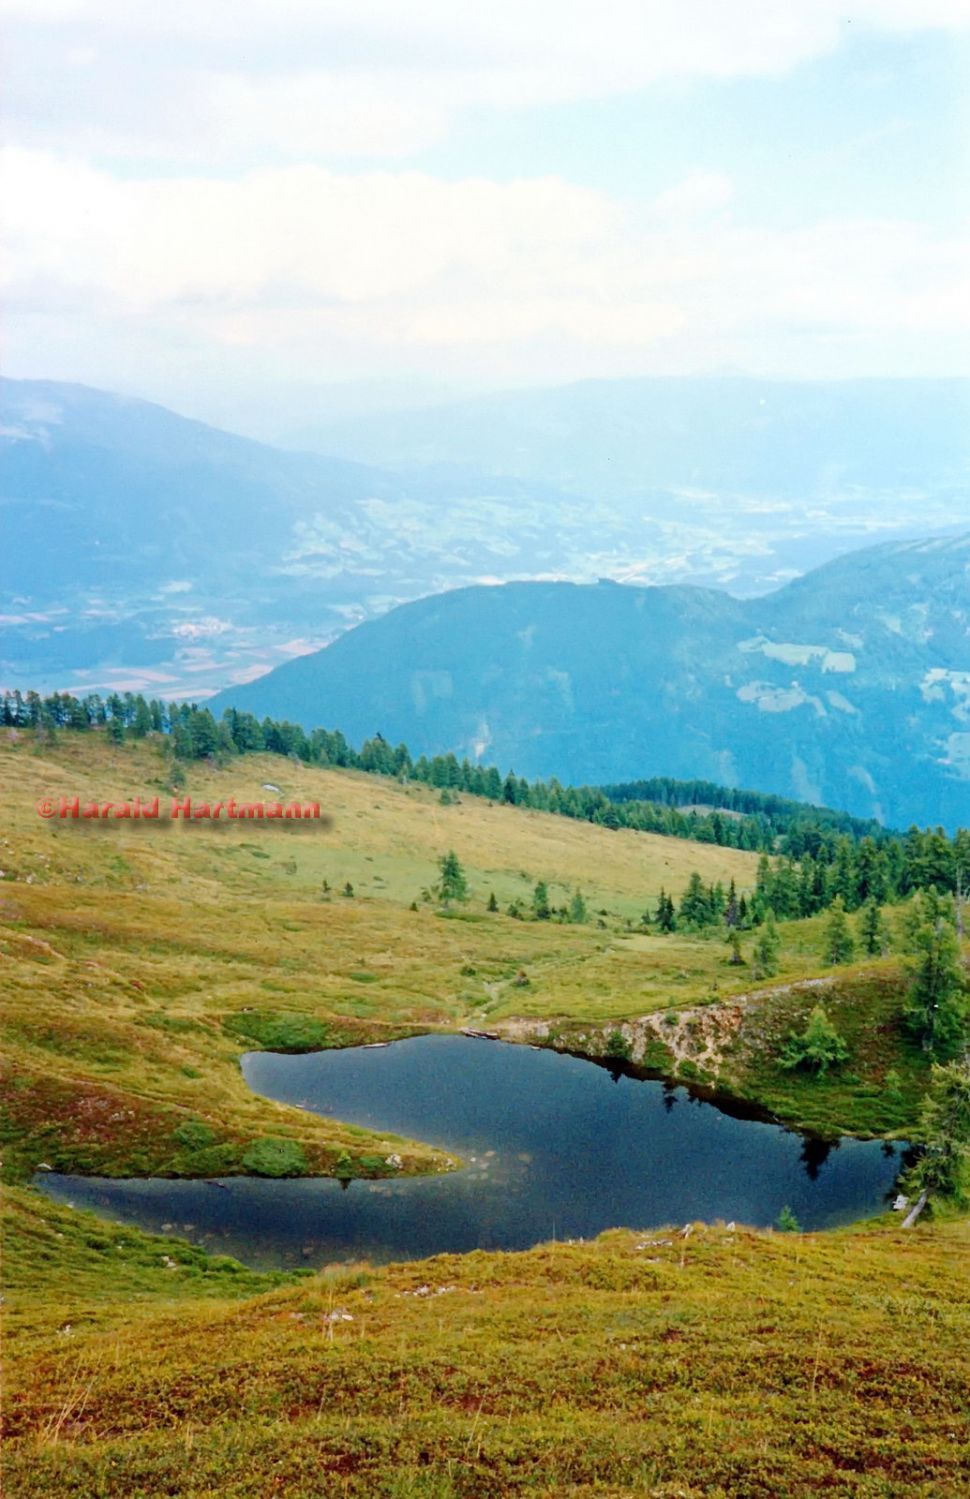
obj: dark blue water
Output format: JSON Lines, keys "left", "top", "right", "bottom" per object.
{"left": 38, "top": 1035, "right": 904, "bottom": 1269}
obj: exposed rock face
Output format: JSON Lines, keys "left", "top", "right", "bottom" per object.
{"left": 497, "top": 976, "right": 839, "bottom": 1090}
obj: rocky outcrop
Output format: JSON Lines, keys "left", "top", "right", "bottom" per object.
{"left": 497, "top": 976, "right": 837, "bottom": 1082}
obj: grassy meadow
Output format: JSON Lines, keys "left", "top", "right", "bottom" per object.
{"left": 0, "top": 731, "right": 942, "bottom": 1179}
{"left": 1, "top": 729, "right": 762, "bottom": 1182}
{"left": 2, "top": 727, "right": 968, "bottom": 1497}
{"left": 4, "top": 1182, "right": 969, "bottom": 1497}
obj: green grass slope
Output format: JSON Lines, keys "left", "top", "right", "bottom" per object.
{"left": 5, "top": 1185, "right": 968, "bottom": 1498}
{"left": 0, "top": 731, "right": 948, "bottom": 1177}
{"left": 2, "top": 728, "right": 968, "bottom": 1497}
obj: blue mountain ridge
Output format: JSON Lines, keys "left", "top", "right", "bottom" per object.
{"left": 210, "top": 535, "right": 970, "bottom": 831}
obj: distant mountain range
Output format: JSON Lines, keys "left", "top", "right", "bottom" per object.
{"left": 0, "top": 379, "right": 587, "bottom": 697}
{"left": 3, "top": 376, "right": 967, "bottom": 701}
{"left": 211, "top": 535, "right": 970, "bottom": 830}
{"left": 286, "top": 374, "right": 970, "bottom": 504}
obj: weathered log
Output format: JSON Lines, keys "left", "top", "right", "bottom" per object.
{"left": 902, "top": 1189, "right": 929, "bottom": 1228}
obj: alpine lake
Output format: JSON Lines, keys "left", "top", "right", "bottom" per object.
{"left": 38, "top": 1034, "right": 906, "bottom": 1269}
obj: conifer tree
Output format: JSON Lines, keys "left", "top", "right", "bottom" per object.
{"left": 132, "top": 698, "right": 153, "bottom": 737}
{"left": 437, "top": 851, "right": 468, "bottom": 907}
{"left": 568, "top": 889, "right": 588, "bottom": 924}
{"left": 780, "top": 1005, "right": 850, "bottom": 1077}
{"left": 903, "top": 913, "right": 967, "bottom": 1059}
{"left": 679, "top": 871, "right": 713, "bottom": 929}
{"left": 824, "top": 895, "right": 855, "bottom": 965}
{"left": 751, "top": 914, "right": 780, "bottom": 979}
{"left": 903, "top": 1062, "right": 970, "bottom": 1211}
{"left": 655, "top": 888, "right": 676, "bottom": 933}
{"left": 858, "top": 897, "right": 888, "bottom": 957}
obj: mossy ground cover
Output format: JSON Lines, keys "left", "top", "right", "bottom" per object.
{"left": 2, "top": 1186, "right": 300, "bottom": 1344}
{"left": 5, "top": 1185, "right": 968, "bottom": 1497}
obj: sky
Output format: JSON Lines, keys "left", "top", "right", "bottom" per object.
{"left": 2, "top": 1, "right": 969, "bottom": 430}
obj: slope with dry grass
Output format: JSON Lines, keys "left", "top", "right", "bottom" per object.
{"left": 2, "top": 730, "right": 767, "bottom": 1181}
{"left": 4, "top": 1182, "right": 968, "bottom": 1498}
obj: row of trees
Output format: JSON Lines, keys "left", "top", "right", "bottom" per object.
{"left": 751, "top": 836, "right": 970, "bottom": 917}
{"left": 605, "top": 775, "right": 883, "bottom": 842}
{"left": 780, "top": 892, "right": 967, "bottom": 1067}
{"left": 6, "top": 688, "right": 968, "bottom": 898}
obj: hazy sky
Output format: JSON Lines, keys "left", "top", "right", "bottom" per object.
{"left": 3, "top": 1, "right": 969, "bottom": 426}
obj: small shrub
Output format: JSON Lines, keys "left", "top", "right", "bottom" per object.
{"left": 780, "top": 1006, "right": 850, "bottom": 1078}
{"left": 224, "top": 1011, "right": 331, "bottom": 1052}
{"left": 641, "top": 1039, "right": 674, "bottom": 1071}
{"left": 242, "top": 1137, "right": 308, "bottom": 1177}
{"left": 357, "top": 1154, "right": 391, "bottom": 1173}
{"left": 186, "top": 1144, "right": 242, "bottom": 1175}
{"left": 606, "top": 1029, "right": 632, "bottom": 1062}
{"left": 172, "top": 1119, "right": 216, "bottom": 1150}
{"left": 142, "top": 1011, "right": 202, "bottom": 1034}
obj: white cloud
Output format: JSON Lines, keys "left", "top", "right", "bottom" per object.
{"left": 651, "top": 173, "right": 736, "bottom": 222}
{"left": 3, "top": 147, "right": 968, "bottom": 385}
{"left": 4, "top": 2, "right": 970, "bottom": 163}
{"left": 3, "top": 3, "right": 968, "bottom": 388}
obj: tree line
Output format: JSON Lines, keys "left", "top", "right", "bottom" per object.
{"left": 605, "top": 775, "right": 883, "bottom": 841}
{"left": 8, "top": 686, "right": 966, "bottom": 1211}
{"left": 4, "top": 688, "right": 967, "bottom": 897}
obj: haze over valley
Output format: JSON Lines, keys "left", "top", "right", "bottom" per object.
{"left": 3, "top": 375, "right": 966, "bottom": 721}
{"left": 4, "top": 7, "right": 970, "bottom": 1494}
